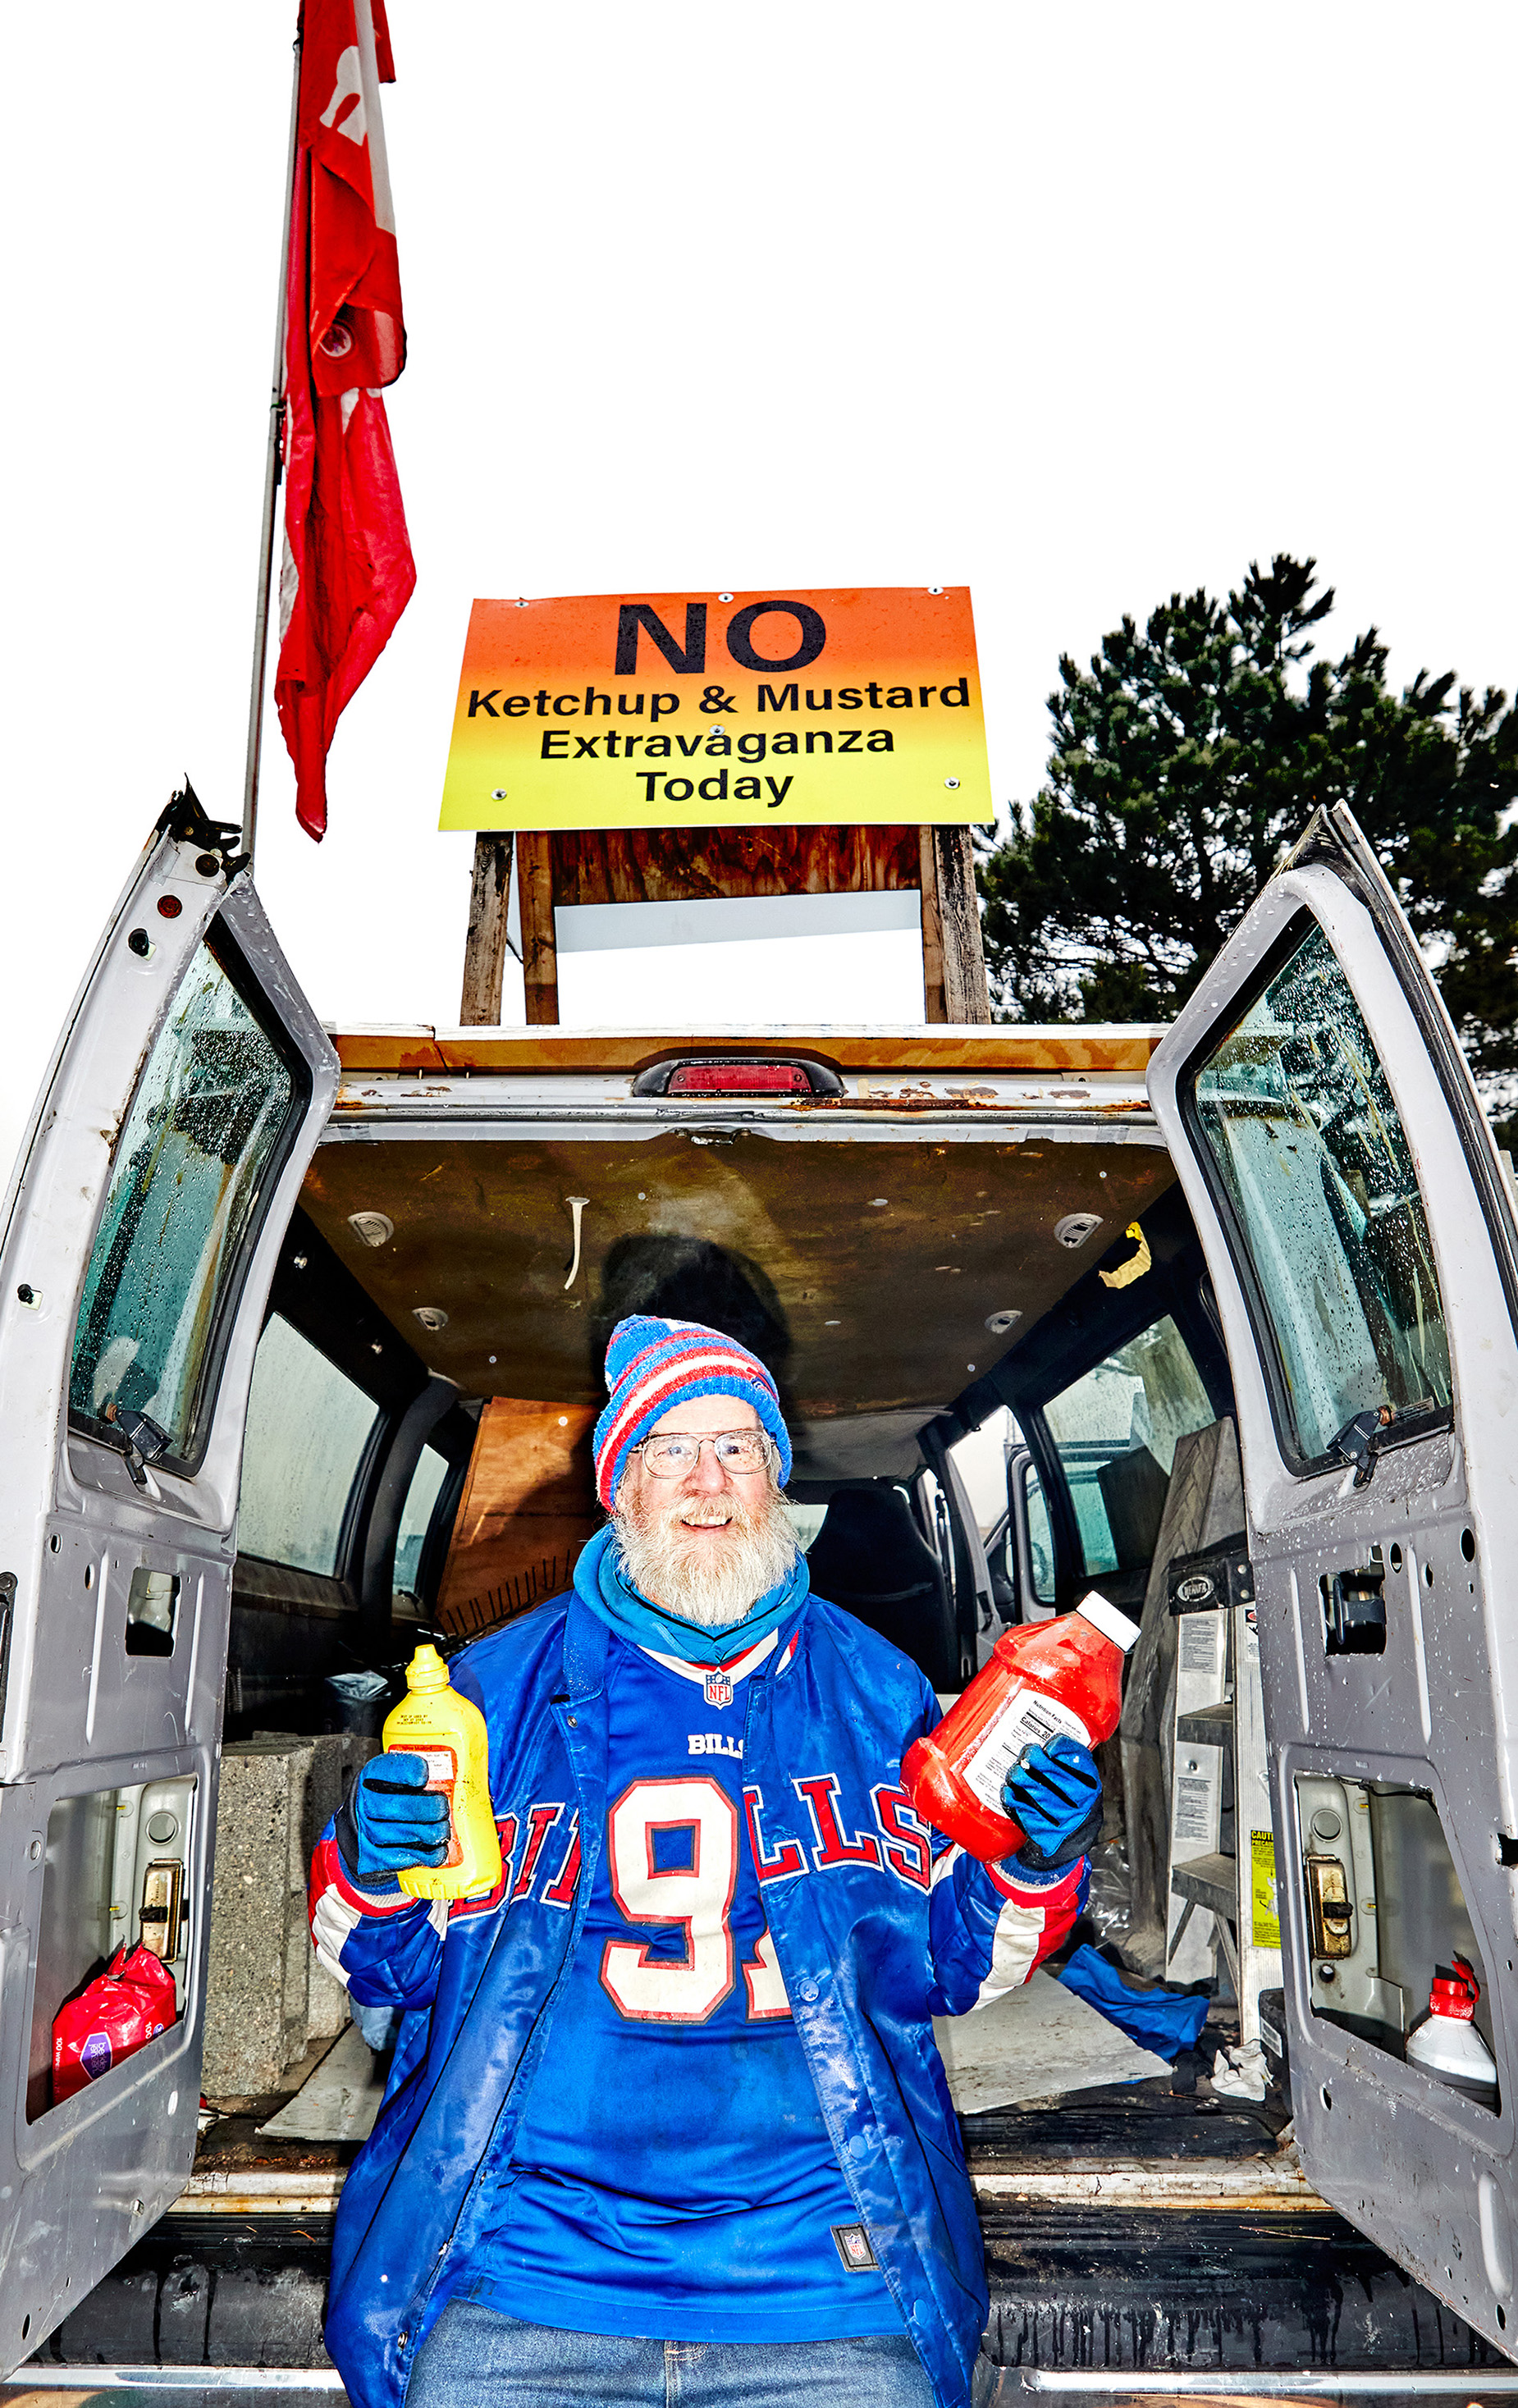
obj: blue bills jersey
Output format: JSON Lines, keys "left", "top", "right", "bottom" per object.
{"left": 308, "top": 1587, "right": 1090, "bottom": 2402}
{"left": 461, "top": 1624, "right": 900, "bottom": 2341}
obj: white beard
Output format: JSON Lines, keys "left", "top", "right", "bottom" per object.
{"left": 613, "top": 1484, "right": 799, "bottom": 1631}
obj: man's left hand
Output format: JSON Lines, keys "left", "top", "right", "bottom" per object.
{"left": 1002, "top": 1734, "right": 1103, "bottom": 1870}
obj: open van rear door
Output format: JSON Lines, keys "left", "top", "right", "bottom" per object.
{"left": 0, "top": 793, "right": 337, "bottom": 2368}
{"left": 1148, "top": 802, "right": 1518, "bottom": 2356}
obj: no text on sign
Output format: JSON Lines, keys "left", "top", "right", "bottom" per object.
{"left": 439, "top": 587, "right": 990, "bottom": 831}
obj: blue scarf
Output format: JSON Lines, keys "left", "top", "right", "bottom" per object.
{"left": 572, "top": 1523, "right": 810, "bottom": 1666}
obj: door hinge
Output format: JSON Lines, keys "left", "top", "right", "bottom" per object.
{"left": 103, "top": 1404, "right": 171, "bottom": 1489}
{"left": 154, "top": 779, "right": 249, "bottom": 880}
{"left": 1168, "top": 1535, "right": 1255, "bottom": 1615}
{"left": 1330, "top": 1405, "right": 1394, "bottom": 1488}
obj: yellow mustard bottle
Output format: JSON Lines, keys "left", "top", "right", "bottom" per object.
{"left": 380, "top": 1644, "right": 502, "bottom": 1901}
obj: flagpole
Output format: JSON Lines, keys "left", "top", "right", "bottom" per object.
{"left": 240, "top": 32, "right": 304, "bottom": 867}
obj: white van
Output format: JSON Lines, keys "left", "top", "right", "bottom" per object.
{"left": 3, "top": 791, "right": 1517, "bottom": 2392}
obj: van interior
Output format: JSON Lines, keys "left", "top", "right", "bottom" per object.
{"left": 24, "top": 1008, "right": 1508, "bottom": 2378}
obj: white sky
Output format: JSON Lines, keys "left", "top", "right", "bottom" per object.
{"left": 3, "top": 2, "right": 1515, "bottom": 1185}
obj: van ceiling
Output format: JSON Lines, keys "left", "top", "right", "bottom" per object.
{"left": 300, "top": 1131, "right": 1177, "bottom": 1469}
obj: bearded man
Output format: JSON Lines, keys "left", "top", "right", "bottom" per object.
{"left": 310, "top": 1317, "right": 1104, "bottom": 2408}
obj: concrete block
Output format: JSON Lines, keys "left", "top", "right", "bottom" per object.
{"left": 298, "top": 1734, "right": 377, "bottom": 2039}
{"left": 203, "top": 1734, "right": 380, "bottom": 2092}
{"left": 203, "top": 1740, "right": 311, "bottom": 2098}
{"left": 292, "top": 1733, "right": 377, "bottom": 2039}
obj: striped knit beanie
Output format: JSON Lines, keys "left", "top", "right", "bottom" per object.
{"left": 594, "top": 1315, "right": 791, "bottom": 1509}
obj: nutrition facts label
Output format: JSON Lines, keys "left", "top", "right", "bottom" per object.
{"left": 959, "top": 1683, "right": 1091, "bottom": 1815}
{"left": 412, "top": 1744, "right": 464, "bottom": 1868}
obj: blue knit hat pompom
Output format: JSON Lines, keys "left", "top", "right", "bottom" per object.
{"left": 594, "top": 1315, "right": 791, "bottom": 1507}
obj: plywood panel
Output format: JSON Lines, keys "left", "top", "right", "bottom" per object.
{"left": 550, "top": 825, "right": 921, "bottom": 908}
{"left": 436, "top": 1397, "right": 600, "bottom": 1640}
{"left": 300, "top": 1130, "right": 1177, "bottom": 1426}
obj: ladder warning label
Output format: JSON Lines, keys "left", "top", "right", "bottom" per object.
{"left": 1179, "top": 1619, "right": 1221, "bottom": 1675}
{"left": 1173, "top": 1772, "right": 1216, "bottom": 1846}
{"left": 1251, "top": 1829, "right": 1280, "bottom": 1949}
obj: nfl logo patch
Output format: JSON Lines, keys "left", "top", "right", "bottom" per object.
{"left": 831, "top": 2222, "right": 879, "bottom": 2272}
{"left": 703, "top": 1669, "right": 734, "bottom": 1709}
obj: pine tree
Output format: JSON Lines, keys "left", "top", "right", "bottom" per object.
{"left": 978, "top": 556, "right": 1518, "bottom": 1132}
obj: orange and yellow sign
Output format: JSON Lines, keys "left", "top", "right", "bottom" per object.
{"left": 439, "top": 587, "right": 990, "bottom": 831}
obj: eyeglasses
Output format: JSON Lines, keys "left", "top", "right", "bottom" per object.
{"left": 631, "top": 1430, "right": 774, "bottom": 1477}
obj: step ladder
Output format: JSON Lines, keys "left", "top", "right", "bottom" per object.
{"left": 1164, "top": 1537, "right": 1283, "bottom": 2046}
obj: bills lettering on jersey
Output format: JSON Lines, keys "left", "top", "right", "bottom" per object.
{"left": 793, "top": 1771, "right": 882, "bottom": 1871}
{"left": 541, "top": 1812, "right": 582, "bottom": 1908}
{"left": 510, "top": 1803, "right": 565, "bottom": 1901}
{"left": 446, "top": 1812, "right": 518, "bottom": 1921}
{"left": 743, "top": 1783, "right": 806, "bottom": 1884}
{"left": 871, "top": 1784, "right": 933, "bottom": 1891}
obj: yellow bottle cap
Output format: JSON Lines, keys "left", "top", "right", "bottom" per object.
{"left": 405, "top": 1643, "right": 451, "bottom": 1693}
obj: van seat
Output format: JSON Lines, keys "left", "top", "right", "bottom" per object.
{"left": 805, "top": 1483, "right": 954, "bottom": 1689}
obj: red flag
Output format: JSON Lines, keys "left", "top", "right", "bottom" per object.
{"left": 276, "top": 0, "right": 415, "bottom": 842}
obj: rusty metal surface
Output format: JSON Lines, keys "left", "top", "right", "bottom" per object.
{"left": 326, "top": 1026, "right": 1166, "bottom": 1076}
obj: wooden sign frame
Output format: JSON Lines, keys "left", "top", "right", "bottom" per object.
{"left": 459, "top": 825, "right": 990, "bottom": 1028}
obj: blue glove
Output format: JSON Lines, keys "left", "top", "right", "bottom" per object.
{"left": 336, "top": 1752, "right": 451, "bottom": 1893}
{"left": 1002, "top": 1734, "right": 1103, "bottom": 1872}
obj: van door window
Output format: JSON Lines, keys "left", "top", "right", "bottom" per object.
{"left": 783, "top": 1501, "right": 830, "bottom": 1553}
{"left": 1044, "top": 1315, "right": 1215, "bottom": 1574}
{"left": 1022, "top": 1461, "right": 1056, "bottom": 1604}
{"left": 394, "top": 1443, "right": 450, "bottom": 1611}
{"left": 949, "top": 1406, "right": 1015, "bottom": 1536}
{"left": 69, "top": 935, "right": 304, "bottom": 1472}
{"left": 1187, "top": 914, "right": 1452, "bottom": 1474}
{"left": 237, "top": 1314, "right": 382, "bottom": 1578}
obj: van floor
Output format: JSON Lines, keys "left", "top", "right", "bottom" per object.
{"left": 28, "top": 2072, "right": 1504, "bottom": 2378}
{"left": 181, "top": 2059, "right": 1287, "bottom": 2186}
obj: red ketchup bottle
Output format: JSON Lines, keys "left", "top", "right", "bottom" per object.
{"left": 904, "top": 1592, "right": 1141, "bottom": 1860}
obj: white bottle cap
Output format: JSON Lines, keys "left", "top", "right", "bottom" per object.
{"left": 1076, "top": 1590, "right": 1142, "bottom": 1655}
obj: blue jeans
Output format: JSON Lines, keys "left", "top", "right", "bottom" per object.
{"left": 407, "top": 2298, "right": 1006, "bottom": 2406}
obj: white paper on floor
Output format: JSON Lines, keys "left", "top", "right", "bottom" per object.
{"left": 932, "top": 1968, "right": 1171, "bottom": 2113}
{"left": 257, "top": 2020, "right": 387, "bottom": 2144}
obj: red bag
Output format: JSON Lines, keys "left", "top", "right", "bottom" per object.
{"left": 53, "top": 1944, "right": 178, "bottom": 2104}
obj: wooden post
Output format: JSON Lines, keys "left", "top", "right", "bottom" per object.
{"left": 919, "top": 825, "right": 949, "bottom": 1023}
{"left": 516, "top": 829, "right": 560, "bottom": 1024}
{"left": 919, "top": 825, "right": 991, "bottom": 1024}
{"left": 459, "top": 823, "right": 984, "bottom": 1030}
{"left": 459, "top": 833, "right": 514, "bottom": 1026}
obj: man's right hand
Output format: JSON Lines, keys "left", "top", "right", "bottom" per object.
{"left": 339, "top": 1753, "right": 451, "bottom": 1891}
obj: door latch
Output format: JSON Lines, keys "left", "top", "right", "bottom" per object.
{"left": 139, "top": 1858, "right": 185, "bottom": 1961}
{"left": 1321, "top": 1565, "right": 1387, "bottom": 1655}
{"left": 1305, "top": 1853, "right": 1355, "bottom": 1958}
